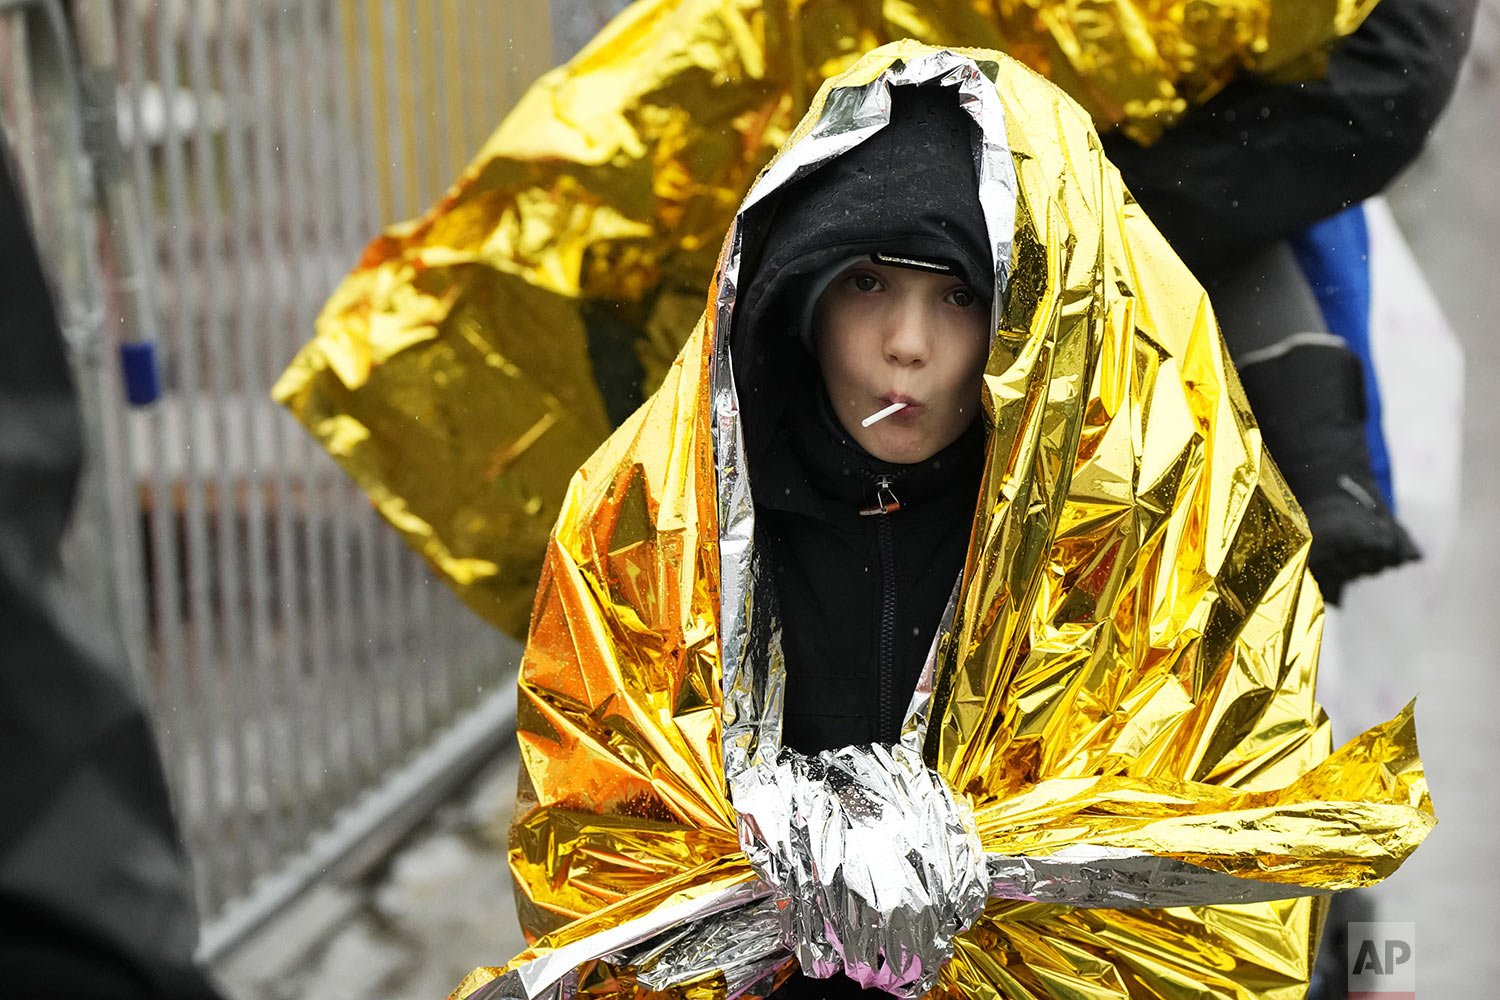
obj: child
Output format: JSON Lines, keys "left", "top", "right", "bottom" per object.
{"left": 488, "top": 45, "right": 1429, "bottom": 1000}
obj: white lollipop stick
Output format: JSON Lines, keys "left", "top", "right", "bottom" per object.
{"left": 861, "top": 401, "right": 907, "bottom": 427}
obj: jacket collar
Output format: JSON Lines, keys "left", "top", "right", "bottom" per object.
{"left": 755, "top": 388, "right": 986, "bottom": 522}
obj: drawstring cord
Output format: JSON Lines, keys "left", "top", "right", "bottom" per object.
{"left": 859, "top": 476, "right": 902, "bottom": 516}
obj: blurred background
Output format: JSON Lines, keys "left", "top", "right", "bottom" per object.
{"left": 1, "top": 1, "right": 1495, "bottom": 998}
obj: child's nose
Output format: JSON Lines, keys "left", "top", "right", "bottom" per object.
{"left": 883, "top": 296, "right": 932, "bottom": 366}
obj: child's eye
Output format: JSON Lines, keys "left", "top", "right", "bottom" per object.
{"left": 846, "top": 271, "right": 884, "bottom": 293}
{"left": 946, "top": 286, "right": 981, "bottom": 308}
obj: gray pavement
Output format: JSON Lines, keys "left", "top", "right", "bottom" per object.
{"left": 215, "top": 4, "right": 1500, "bottom": 998}
{"left": 216, "top": 751, "right": 527, "bottom": 1000}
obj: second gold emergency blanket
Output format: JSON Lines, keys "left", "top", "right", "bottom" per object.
{"left": 274, "top": 0, "right": 1381, "bottom": 637}
{"left": 448, "top": 43, "right": 1432, "bottom": 1000}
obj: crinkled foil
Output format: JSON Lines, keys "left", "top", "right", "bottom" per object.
{"left": 733, "top": 743, "right": 989, "bottom": 996}
{"left": 440, "top": 43, "right": 1435, "bottom": 1000}
{"left": 274, "top": 0, "right": 1379, "bottom": 637}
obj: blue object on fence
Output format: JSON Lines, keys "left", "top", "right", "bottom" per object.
{"left": 1289, "top": 203, "right": 1395, "bottom": 509}
{"left": 120, "top": 341, "right": 161, "bottom": 406}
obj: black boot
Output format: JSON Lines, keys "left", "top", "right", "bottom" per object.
{"left": 1236, "top": 339, "right": 1420, "bottom": 605}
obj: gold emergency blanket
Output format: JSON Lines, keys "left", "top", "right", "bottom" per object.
{"left": 273, "top": 0, "right": 1380, "bottom": 637}
{"left": 442, "top": 41, "right": 1431, "bottom": 1000}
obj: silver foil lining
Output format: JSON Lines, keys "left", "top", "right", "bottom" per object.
{"left": 733, "top": 743, "right": 989, "bottom": 997}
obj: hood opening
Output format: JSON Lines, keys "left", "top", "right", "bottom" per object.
{"left": 728, "top": 81, "right": 992, "bottom": 494}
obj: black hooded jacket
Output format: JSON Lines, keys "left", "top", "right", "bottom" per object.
{"left": 732, "top": 85, "right": 992, "bottom": 758}
{"left": 757, "top": 388, "right": 984, "bottom": 753}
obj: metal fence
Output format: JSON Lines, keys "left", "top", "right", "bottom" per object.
{"left": 0, "top": 0, "right": 552, "bottom": 959}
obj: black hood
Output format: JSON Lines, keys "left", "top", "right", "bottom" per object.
{"left": 731, "top": 82, "right": 992, "bottom": 484}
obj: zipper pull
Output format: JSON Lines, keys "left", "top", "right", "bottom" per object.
{"left": 859, "top": 475, "right": 902, "bottom": 517}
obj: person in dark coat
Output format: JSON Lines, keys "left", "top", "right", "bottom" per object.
{"left": 0, "top": 134, "right": 223, "bottom": 1000}
{"left": 1104, "top": 0, "right": 1480, "bottom": 604}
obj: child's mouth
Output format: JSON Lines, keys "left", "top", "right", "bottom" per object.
{"left": 864, "top": 395, "right": 923, "bottom": 427}
{"left": 862, "top": 401, "right": 908, "bottom": 427}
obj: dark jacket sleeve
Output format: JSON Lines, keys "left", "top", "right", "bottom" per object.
{"left": 1102, "top": 0, "right": 1481, "bottom": 271}
{"left": 0, "top": 136, "right": 222, "bottom": 1000}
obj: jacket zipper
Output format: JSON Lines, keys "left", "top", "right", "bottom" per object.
{"left": 873, "top": 476, "right": 899, "bottom": 742}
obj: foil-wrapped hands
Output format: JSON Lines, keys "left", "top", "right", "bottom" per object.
{"left": 732, "top": 743, "right": 990, "bottom": 997}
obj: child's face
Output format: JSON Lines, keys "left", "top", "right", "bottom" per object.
{"left": 814, "top": 260, "right": 989, "bottom": 464}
